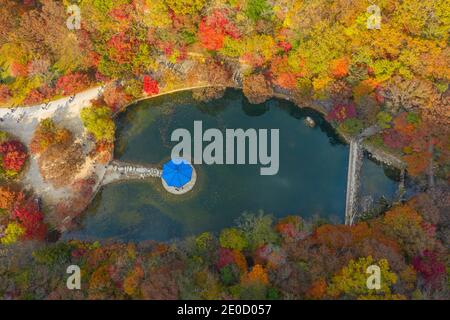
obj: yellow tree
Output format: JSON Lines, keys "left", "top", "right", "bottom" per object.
{"left": 165, "top": 0, "right": 206, "bottom": 16}
{"left": 327, "top": 256, "right": 404, "bottom": 299}
{"left": 0, "top": 222, "right": 25, "bottom": 245}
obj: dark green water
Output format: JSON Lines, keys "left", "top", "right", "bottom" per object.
{"left": 64, "top": 89, "right": 398, "bottom": 242}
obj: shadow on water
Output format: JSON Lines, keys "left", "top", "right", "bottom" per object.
{"left": 64, "top": 89, "right": 400, "bottom": 242}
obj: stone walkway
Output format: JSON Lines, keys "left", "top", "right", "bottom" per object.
{"left": 345, "top": 138, "right": 364, "bottom": 225}
{"left": 101, "top": 160, "right": 162, "bottom": 186}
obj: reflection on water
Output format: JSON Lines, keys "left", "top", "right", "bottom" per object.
{"left": 64, "top": 89, "right": 399, "bottom": 242}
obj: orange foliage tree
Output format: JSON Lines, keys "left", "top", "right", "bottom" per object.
{"left": 306, "top": 278, "right": 327, "bottom": 299}
{"left": 0, "top": 185, "right": 22, "bottom": 211}
{"left": 330, "top": 57, "right": 349, "bottom": 78}
{"left": 241, "top": 264, "right": 269, "bottom": 285}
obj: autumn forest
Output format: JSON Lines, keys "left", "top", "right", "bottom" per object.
{"left": 0, "top": 0, "right": 449, "bottom": 301}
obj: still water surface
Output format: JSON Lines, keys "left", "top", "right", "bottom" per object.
{"left": 64, "top": 90, "right": 398, "bottom": 241}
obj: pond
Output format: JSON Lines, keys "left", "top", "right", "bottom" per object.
{"left": 64, "top": 89, "right": 399, "bottom": 242}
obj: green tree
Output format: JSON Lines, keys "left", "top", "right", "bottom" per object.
{"left": 339, "top": 118, "right": 364, "bottom": 135}
{"left": 219, "top": 228, "right": 248, "bottom": 251}
{"left": 195, "top": 232, "right": 214, "bottom": 251}
{"left": 123, "top": 79, "right": 143, "bottom": 98}
{"left": 32, "top": 242, "right": 73, "bottom": 266}
{"left": 377, "top": 111, "right": 393, "bottom": 129}
{"left": 220, "top": 264, "right": 240, "bottom": 286}
{"left": 245, "top": 0, "right": 272, "bottom": 22}
{"left": 237, "top": 212, "right": 279, "bottom": 250}
{"left": 80, "top": 106, "right": 115, "bottom": 142}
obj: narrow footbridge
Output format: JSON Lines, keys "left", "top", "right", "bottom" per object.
{"left": 345, "top": 138, "right": 364, "bottom": 225}
{"left": 101, "top": 160, "right": 162, "bottom": 186}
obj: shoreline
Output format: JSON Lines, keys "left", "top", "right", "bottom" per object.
{"left": 0, "top": 82, "right": 408, "bottom": 232}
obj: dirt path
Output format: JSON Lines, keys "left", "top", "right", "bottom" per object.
{"left": 0, "top": 86, "right": 105, "bottom": 208}
{"left": 0, "top": 86, "right": 103, "bottom": 144}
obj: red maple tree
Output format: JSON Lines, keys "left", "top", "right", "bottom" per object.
{"left": 217, "top": 247, "right": 235, "bottom": 270}
{"left": 56, "top": 72, "right": 90, "bottom": 96}
{"left": 198, "top": 21, "right": 225, "bottom": 51}
{"left": 143, "top": 75, "right": 159, "bottom": 96}
{"left": 107, "top": 31, "right": 137, "bottom": 64}
{"left": 412, "top": 250, "right": 446, "bottom": 289}
{"left": 277, "top": 41, "right": 292, "bottom": 52}
{"left": 0, "top": 140, "right": 28, "bottom": 172}
{"left": 198, "top": 9, "right": 240, "bottom": 51}
{"left": 12, "top": 200, "right": 47, "bottom": 240}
